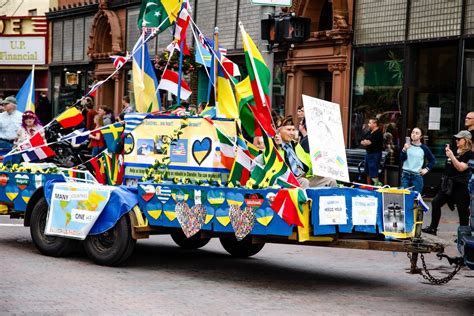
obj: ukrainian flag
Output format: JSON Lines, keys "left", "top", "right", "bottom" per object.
{"left": 132, "top": 38, "right": 161, "bottom": 113}
{"left": 16, "top": 67, "right": 35, "bottom": 112}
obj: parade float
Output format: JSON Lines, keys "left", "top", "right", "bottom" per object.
{"left": 1, "top": 0, "right": 469, "bottom": 284}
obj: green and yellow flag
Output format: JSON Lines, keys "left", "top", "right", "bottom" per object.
{"left": 137, "top": 0, "right": 182, "bottom": 33}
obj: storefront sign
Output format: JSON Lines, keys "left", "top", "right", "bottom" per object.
{"left": 0, "top": 37, "right": 46, "bottom": 65}
{"left": 251, "top": 0, "right": 292, "bottom": 6}
{"left": 302, "top": 95, "right": 350, "bottom": 182}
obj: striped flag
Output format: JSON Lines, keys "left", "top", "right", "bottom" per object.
{"left": 21, "top": 132, "right": 56, "bottom": 162}
{"left": 104, "top": 152, "right": 124, "bottom": 185}
{"left": 55, "top": 107, "right": 84, "bottom": 129}
{"left": 172, "top": 2, "right": 191, "bottom": 55}
{"left": 83, "top": 154, "right": 106, "bottom": 184}
{"left": 270, "top": 187, "right": 307, "bottom": 227}
{"left": 158, "top": 69, "right": 192, "bottom": 100}
{"left": 215, "top": 127, "right": 235, "bottom": 170}
{"left": 228, "top": 146, "right": 253, "bottom": 186}
{"left": 124, "top": 112, "right": 148, "bottom": 135}
{"left": 16, "top": 67, "right": 35, "bottom": 112}
{"left": 110, "top": 55, "right": 128, "bottom": 70}
{"left": 60, "top": 128, "right": 90, "bottom": 146}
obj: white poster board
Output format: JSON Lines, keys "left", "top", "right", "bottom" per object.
{"left": 319, "top": 196, "right": 347, "bottom": 225}
{"left": 302, "top": 95, "right": 350, "bottom": 182}
{"left": 352, "top": 196, "right": 378, "bottom": 226}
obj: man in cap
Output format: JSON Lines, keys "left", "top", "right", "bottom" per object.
{"left": 0, "top": 96, "right": 23, "bottom": 155}
{"left": 275, "top": 116, "right": 337, "bottom": 188}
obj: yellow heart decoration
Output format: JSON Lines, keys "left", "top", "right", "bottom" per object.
{"left": 164, "top": 210, "right": 177, "bottom": 221}
{"left": 257, "top": 215, "right": 274, "bottom": 227}
{"left": 216, "top": 216, "right": 230, "bottom": 227}
{"left": 6, "top": 192, "right": 18, "bottom": 201}
{"left": 205, "top": 214, "right": 214, "bottom": 224}
{"left": 22, "top": 196, "right": 30, "bottom": 204}
{"left": 147, "top": 210, "right": 162, "bottom": 220}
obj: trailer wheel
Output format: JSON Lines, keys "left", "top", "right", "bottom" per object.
{"left": 219, "top": 235, "right": 265, "bottom": 258}
{"left": 30, "top": 197, "right": 76, "bottom": 257}
{"left": 84, "top": 215, "right": 136, "bottom": 266}
{"left": 171, "top": 231, "right": 211, "bottom": 249}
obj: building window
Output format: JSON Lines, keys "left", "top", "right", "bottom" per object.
{"left": 350, "top": 47, "right": 404, "bottom": 167}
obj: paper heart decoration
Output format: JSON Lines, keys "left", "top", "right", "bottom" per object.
{"left": 176, "top": 202, "right": 207, "bottom": 238}
{"left": 15, "top": 174, "right": 30, "bottom": 191}
{"left": 205, "top": 206, "right": 214, "bottom": 224}
{"left": 226, "top": 192, "right": 244, "bottom": 207}
{"left": 171, "top": 189, "right": 189, "bottom": 202}
{"left": 155, "top": 186, "right": 171, "bottom": 204}
{"left": 139, "top": 184, "right": 155, "bottom": 202}
{"left": 208, "top": 190, "right": 225, "bottom": 205}
{"left": 5, "top": 184, "right": 18, "bottom": 201}
{"left": 163, "top": 204, "right": 177, "bottom": 221}
{"left": 229, "top": 205, "right": 255, "bottom": 240}
{"left": 34, "top": 174, "right": 43, "bottom": 189}
{"left": 0, "top": 174, "right": 9, "bottom": 187}
{"left": 215, "top": 208, "right": 230, "bottom": 226}
{"left": 256, "top": 207, "right": 274, "bottom": 226}
{"left": 266, "top": 192, "right": 276, "bottom": 205}
{"left": 145, "top": 201, "right": 163, "bottom": 220}
{"left": 192, "top": 137, "right": 212, "bottom": 166}
{"left": 21, "top": 190, "right": 33, "bottom": 204}
{"left": 244, "top": 193, "right": 264, "bottom": 208}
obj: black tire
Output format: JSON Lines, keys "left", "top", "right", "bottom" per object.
{"left": 170, "top": 231, "right": 211, "bottom": 249}
{"left": 219, "top": 235, "right": 265, "bottom": 258}
{"left": 84, "top": 215, "right": 136, "bottom": 266}
{"left": 30, "top": 197, "right": 76, "bottom": 257}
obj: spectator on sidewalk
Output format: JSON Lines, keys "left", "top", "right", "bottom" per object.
{"left": 0, "top": 96, "right": 23, "bottom": 156}
{"left": 360, "top": 117, "right": 384, "bottom": 186}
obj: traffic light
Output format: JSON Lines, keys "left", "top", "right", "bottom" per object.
{"left": 261, "top": 15, "right": 311, "bottom": 44}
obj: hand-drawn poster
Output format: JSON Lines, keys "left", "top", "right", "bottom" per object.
{"left": 45, "top": 182, "right": 113, "bottom": 240}
{"left": 302, "top": 95, "right": 350, "bottom": 182}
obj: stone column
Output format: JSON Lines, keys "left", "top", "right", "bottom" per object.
{"left": 328, "top": 61, "right": 350, "bottom": 145}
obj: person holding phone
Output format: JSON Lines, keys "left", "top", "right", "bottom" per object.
{"left": 422, "top": 130, "right": 472, "bottom": 235}
{"left": 400, "top": 127, "right": 436, "bottom": 193}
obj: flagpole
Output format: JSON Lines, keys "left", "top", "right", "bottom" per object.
{"left": 177, "top": 40, "right": 184, "bottom": 106}
{"left": 30, "top": 64, "right": 35, "bottom": 112}
{"left": 214, "top": 27, "right": 219, "bottom": 110}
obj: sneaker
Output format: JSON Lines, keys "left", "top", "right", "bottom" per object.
{"left": 421, "top": 226, "right": 437, "bottom": 236}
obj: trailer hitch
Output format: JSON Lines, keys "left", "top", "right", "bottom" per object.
{"left": 436, "top": 253, "right": 465, "bottom": 267}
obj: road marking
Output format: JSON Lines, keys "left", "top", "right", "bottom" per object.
{"left": 0, "top": 223, "right": 24, "bottom": 227}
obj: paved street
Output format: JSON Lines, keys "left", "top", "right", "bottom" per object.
{"left": 0, "top": 206, "right": 473, "bottom": 315}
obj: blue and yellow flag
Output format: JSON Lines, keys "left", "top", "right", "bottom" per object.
{"left": 16, "top": 68, "right": 35, "bottom": 112}
{"left": 100, "top": 122, "right": 124, "bottom": 153}
{"left": 132, "top": 38, "right": 161, "bottom": 113}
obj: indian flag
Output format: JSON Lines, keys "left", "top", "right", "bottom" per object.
{"left": 215, "top": 128, "right": 235, "bottom": 171}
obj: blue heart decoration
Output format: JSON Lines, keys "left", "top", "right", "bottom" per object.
{"left": 192, "top": 137, "right": 212, "bottom": 165}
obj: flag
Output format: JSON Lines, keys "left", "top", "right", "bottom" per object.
{"left": 270, "top": 188, "right": 307, "bottom": 227}
{"left": 16, "top": 68, "right": 35, "bottom": 112}
{"left": 124, "top": 112, "right": 148, "bottom": 135}
{"left": 132, "top": 38, "right": 161, "bottom": 113}
{"left": 215, "top": 127, "right": 235, "bottom": 170}
{"left": 235, "top": 76, "right": 260, "bottom": 137}
{"left": 137, "top": 0, "right": 182, "bottom": 33}
{"left": 103, "top": 152, "right": 124, "bottom": 185}
{"left": 110, "top": 55, "right": 128, "bottom": 70}
{"left": 194, "top": 33, "right": 227, "bottom": 67}
{"left": 228, "top": 146, "right": 253, "bottom": 186}
{"left": 60, "top": 128, "right": 90, "bottom": 146}
{"left": 100, "top": 122, "right": 124, "bottom": 153}
{"left": 216, "top": 76, "right": 238, "bottom": 119}
{"left": 55, "top": 107, "right": 84, "bottom": 128}
{"left": 83, "top": 154, "right": 106, "bottom": 184}
{"left": 87, "top": 80, "right": 104, "bottom": 97}
{"left": 158, "top": 69, "right": 192, "bottom": 100}
{"left": 21, "top": 132, "right": 55, "bottom": 162}
{"left": 172, "top": 2, "right": 191, "bottom": 55}
{"left": 200, "top": 104, "right": 216, "bottom": 118}
{"left": 248, "top": 131, "right": 299, "bottom": 188}
{"left": 221, "top": 56, "right": 240, "bottom": 79}
{"left": 240, "top": 24, "right": 275, "bottom": 136}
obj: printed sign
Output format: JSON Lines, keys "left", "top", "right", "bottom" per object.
{"left": 382, "top": 192, "right": 405, "bottom": 233}
{"left": 45, "top": 182, "right": 113, "bottom": 240}
{"left": 302, "top": 95, "right": 350, "bottom": 182}
{"left": 124, "top": 117, "right": 236, "bottom": 182}
{"left": 0, "top": 37, "right": 46, "bottom": 65}
{"left": 319, "top": 195, "right": 347, "bottom": 225}
{"left": 352, "top": 196, "right": 378, "bottom": 226}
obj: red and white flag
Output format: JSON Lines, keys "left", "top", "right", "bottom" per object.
{"left": 173, "top": 3, "right": 191, "bottom": 55}
{"left": 21, "top": 132, "right": 56, "bottom": 162}
{"left": 110, "top": 55, "right": 128, "bottom": 70}
{"left": 221, "top": 56, "right": 240, "bottom": 78}
{"left": 158, "top": 69, "right": 192, "bottom": 100}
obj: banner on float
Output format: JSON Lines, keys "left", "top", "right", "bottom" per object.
{"left": 302, "top": 95, "right": 350, "bottom": 182}
{"left": 123, "top": 116, "right": 236, "bottom": 183}
{"left": 45, "top": 182, "right": 113, "bottom": 240}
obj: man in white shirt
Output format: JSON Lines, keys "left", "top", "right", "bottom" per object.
{"left": 0, "top": 96, "right": 23, "bottom": 155}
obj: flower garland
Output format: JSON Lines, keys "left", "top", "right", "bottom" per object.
{"left": 0, "top": 163, "right": 59, "bottom": 174}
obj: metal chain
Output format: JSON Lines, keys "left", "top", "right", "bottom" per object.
{"left": 419, "top": 254, "right": 462, "bottom": 285}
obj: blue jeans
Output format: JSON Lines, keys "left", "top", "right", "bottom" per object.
{"left": 400, "top": 170, "right": 423, "bottom": 193}
{"left": 0, "top": 139, "right": 13, "bottom": 156}
{"left": 364, "top": 152, "right": 382, "bottom": 177}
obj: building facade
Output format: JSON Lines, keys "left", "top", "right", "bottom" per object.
{"left": 351, "top": 0, "right": 474, "bottom": 189}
